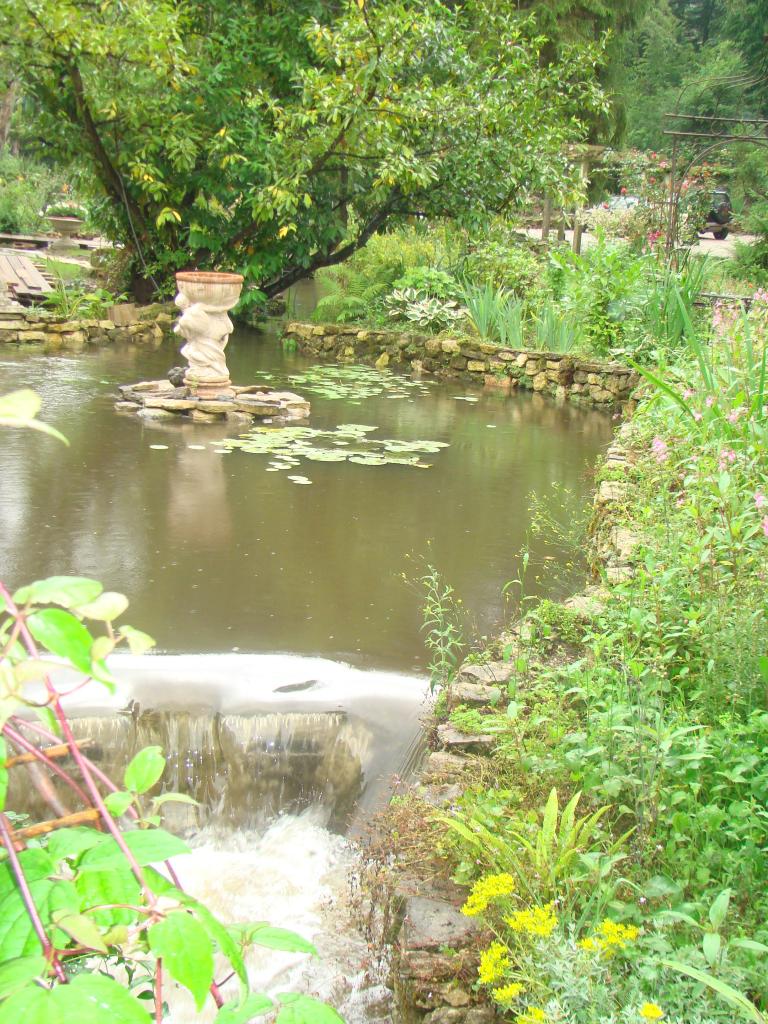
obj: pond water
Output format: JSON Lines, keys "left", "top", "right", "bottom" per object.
{"left": 0, "top": 324, "right": 612, "bottom": 670}
{"left": 0, "top": 323, "right": 612, "bottom": 1020}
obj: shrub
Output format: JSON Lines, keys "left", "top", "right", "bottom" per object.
{"left": 0, "top": 155, "right": 71, "bottom": 233}
{"left": 384, "top": 287, "right": 465, "bottom": 332}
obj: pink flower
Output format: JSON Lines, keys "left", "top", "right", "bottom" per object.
{"left": 727, "top": 407, "right": 744, "bottom": 424}
{"left": 652, "top": 437, "right": 669, "bottom": 463}
{"left": 683, "top": 388, "right": 695, "bottom": 400}
{"left": 706, "top": 396, "right": 716, "bottom": 408}
{"left": 693, "top": 411, "right": 703, "bottom": 421}
{"left": 718, "top": 448, "right": 737, "bottom": 470}
{"left": 755, "top": 492, "right": 767, "bottom": 510}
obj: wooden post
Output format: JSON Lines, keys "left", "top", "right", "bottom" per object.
{"left": 572, "top": 156, "right": 590, "bottom": 255}
{"left": 541, "top": 195, "right": 552, "bottom": 240}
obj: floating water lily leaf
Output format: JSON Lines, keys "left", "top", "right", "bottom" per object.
{"left": 149, "top": 444, "right": 169, "bottom": 450}
{"left": 287, "top": 476, "right": 312, "bottom": 484}
{"left": 281, "top": 363, "right": 435, "bottom": 403}
{"left": 303, "top": 451, "right": 347, "bottom": 462}
{"left": 348, "top": 455, "right": 387, "bottom": 466}
{"left": 216, "top": 416, "right": 449, "bottom": 471}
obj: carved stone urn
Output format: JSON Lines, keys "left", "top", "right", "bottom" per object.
{"left": 47, "top": 215, "right": 83, "bottom": 251}
{"left": 174, "top": 271, "right": 244, "bottom": 399}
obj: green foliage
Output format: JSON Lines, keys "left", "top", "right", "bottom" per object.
{"left": 44, "top": 281, "right": 123, "bottom": 320}
{"left": 0, "top": 573, "right": 341, "bottom": 1020}
{"left": 384, "top": 288, "right": 465, "bottom": 332}
{"left": 426, "top": 280, "right": 768, "bottom": 1019}
{"left": 416, "top": 564, "right": 467, "bottom": 692}
{"left": 0, "top": 391, "right": 67, "bottom": 445}
{"left": 2, "top": 0, "right": 605, "bottom": 297}
{"left": 533, "top": 302, "right": 582, "bottom": 353}
{"left": 0, "top": 155, "right": 69, "bottom": 234}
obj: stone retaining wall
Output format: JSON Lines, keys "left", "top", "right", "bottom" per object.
{"left": 284, "top": 322, "right": 640, "bottom": 407}
{"left": 0, "top": 305, "right": 175, "bottom": 350}
{"left": 382, "top": 428, "right": 640, "bottom": 1024}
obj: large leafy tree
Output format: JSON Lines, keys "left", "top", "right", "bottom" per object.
{"left": 1, "top": 0, "right": 605, "bottom": 299}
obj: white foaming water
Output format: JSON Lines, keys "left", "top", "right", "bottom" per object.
{"left": 33, "top": 654, "right": 427, "bottom": 1021}
{"left": 164, "top": 813, "right": 392, "bottom": 1024}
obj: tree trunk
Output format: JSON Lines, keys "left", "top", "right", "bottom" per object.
{"left": 0, "top": 79, "right": 17, "bottom": 152}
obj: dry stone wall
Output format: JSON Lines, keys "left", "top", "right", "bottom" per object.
{"left": 381, "top": 429, "right": 641, "bottom": 1024}
{"left": 284, "top": 322, "right": 640, "bottom": 407}
{"left": 0, "top": 305, "right": 175, "bottom": 350}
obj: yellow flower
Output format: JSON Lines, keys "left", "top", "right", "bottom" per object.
{"left": 492, "top": 982, "right": 525, "bottom": 1004}
{"left": 461, "top": 873, "right": 517, "bottom": 916}
{"left": 639, "top": 1003, "right": 665, "bottom": 1020}
{"left": 505, "top": 902, "right": 557, "bottom": 938}
{"left": 516, "top": 1007, "right": 548, "bottom": 1023}
{"left": 579, "top": 919, "right": 639, "bottom": 957}
{"left": 478, "top": 941, "right": 510, "bottom": 984}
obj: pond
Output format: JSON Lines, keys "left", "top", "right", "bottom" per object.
{"left": 0, "top": 322, "right": 613, "bottom": 1020}
{"left": 0, "top": 324, "right": 612, "bottom": 670}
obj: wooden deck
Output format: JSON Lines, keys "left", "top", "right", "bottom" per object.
{"left": 0, "top": 250, "right": 52, "bottom": 303}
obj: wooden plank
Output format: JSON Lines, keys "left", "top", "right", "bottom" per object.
{"left": 0, "top": 251, "right": 51, "bottom": 298}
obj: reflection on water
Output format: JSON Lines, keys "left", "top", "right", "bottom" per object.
{"left": 0, "top": 329, "right": 613, "bottom": 671}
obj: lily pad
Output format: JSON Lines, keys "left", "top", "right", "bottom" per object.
{"left": 215, "top": 418, "right": 449, "bottom": 472}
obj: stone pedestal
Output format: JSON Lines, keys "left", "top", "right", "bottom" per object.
{"left": 47, "top": 216, "right": 83, "bottom": 251}
{"left": 174, "top": 271, "right": 244, "bottom": 399}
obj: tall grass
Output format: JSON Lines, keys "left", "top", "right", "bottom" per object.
{"left": 645, "top": 257, "right": 709, "bottom": 349}
{"left": 633, "top": 287, "right": 768, "bottom": 443}
{"left": 533, "top": 303, "right": 582, "bottom": 354}
{"left": 460, "top": 281, "right": 526, "bottom": 347}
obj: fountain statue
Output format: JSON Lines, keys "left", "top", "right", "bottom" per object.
{"left": 115, "top": 268, "right": 311, "bottom": 424}
{"left": 174, "top": 271, "right": 244, "bottom": 399}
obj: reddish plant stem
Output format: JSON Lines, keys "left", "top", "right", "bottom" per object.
{"left": 0, "top": 585, "right": 158, "bottom": 911}
{"left": 210, "top": 979, "right": 224, "bottom": 1009}
{"left": 0, "top": 812, "right": 67, "bottom": 983}
{"left": 11, "top": 716, "right": 139, "bottom": 818}
{"left": 3, "top": 723, "right": 94, "bottom": 808}
{"left": 155, "top": 957, "right": 163, "bottom": 1024}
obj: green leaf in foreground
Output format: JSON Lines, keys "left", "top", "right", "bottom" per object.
{"left": 0, "top": 956, "right": 47, "bottom": 1000}
{"left": 104, "top": 790, "right": 135, "bottom": 817}
{"left": 14, "top": 576, "right": 103, "bottom": 609}
{"left": 148, "top": 911, "right": 214, "bottom": 1010}
{"left": 276, "top": 993, "right": 345, "bottom": 1024}
{"left": 662, "top": 960, "right": 766, "bottom": 1023}
{"left": 78, "top": 828, "right": 190, "bottom": 870}
{"left": 0, "top": 972, "right": 151, "bottom": 1024}
{"left": 216, "top": 994, "right": 274, "bottom": 1024}
{"left": 26, "top": 608, "right": 94, "bottom": 675}
{"left": 247, "top": 925, "right": 317, "bottom": 955}
{"left": 75, "top": 591, "right": 129, "bottom": 621}
{"left": 124, "top": 746, "right": 165, "bottom": 794}
{"left": 118, "top": 625, "right": 156, "bottom": 655}
{"left": 0, "top": 389, "right": 68, "bottom": 445}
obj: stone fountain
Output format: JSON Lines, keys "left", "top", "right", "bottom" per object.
{"left": 116, "top": 271, "right": 310, "bottom": 424}
{"left": 174, "top": 271, "right": 242, "bottom": 399}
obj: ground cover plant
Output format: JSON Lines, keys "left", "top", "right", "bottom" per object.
{"left": 420, "top": 292, "right": 768, "bottom": 1022}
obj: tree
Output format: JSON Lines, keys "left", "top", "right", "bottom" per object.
{"left": 0, "top": 0, "right": 606, "bottom": 300}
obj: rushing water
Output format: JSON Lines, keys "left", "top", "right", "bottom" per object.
{"left": 0, "top": 323, "right": 612, "bottom": 1020}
